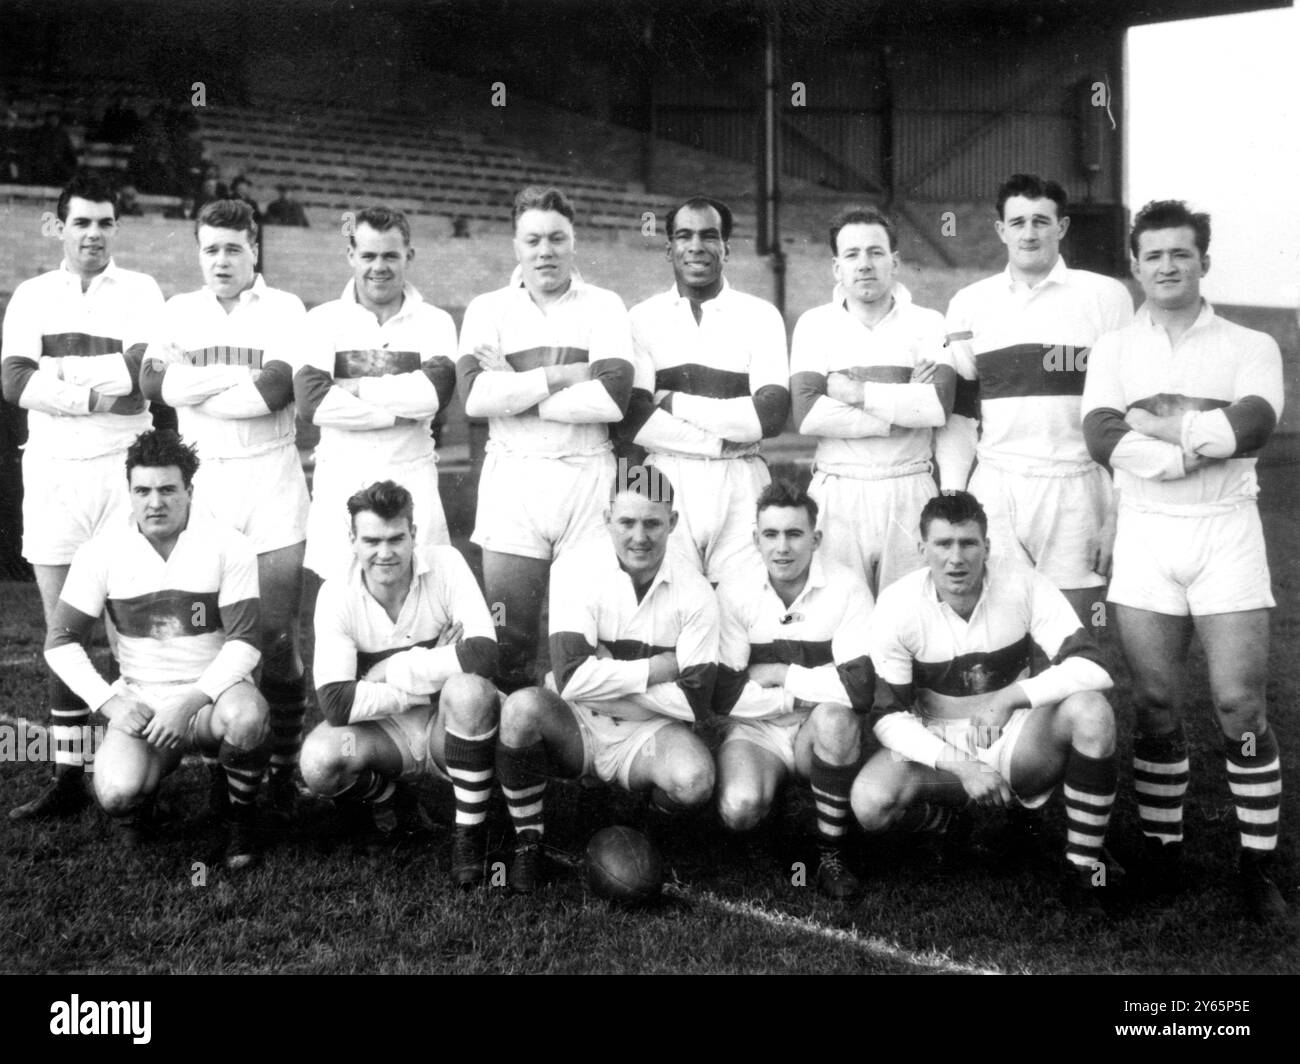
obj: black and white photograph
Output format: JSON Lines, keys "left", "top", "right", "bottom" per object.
{"left": 0, "top": 0, "right": 1297, "bottom": 1000}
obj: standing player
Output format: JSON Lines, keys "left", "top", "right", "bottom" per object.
{"left": 790, "top": 207, "right": 954, "bottom": 595}
{"left": 714, "top": 482, "right": 873, "bottom": 899}
{"left": 852, "top": 492, "right": 1119, "bottom": 911}
{"left": 458, "top": 186, "right": 635, "bottom": 691}
{"left": 2, "top": 173, "right": 164, "bottom": 819}
{"left": 139, "top": 198, "right": 310, "bottom": 819}
{"left": 624, "top": 195, "right": 789, "bottom": 584}
{"left": 295, "top": 206, "right": 458, "bottom": 583}
{"left": 301, "top": 481, "right": 499, "bottom": 887}
{"left": 495, "top": 466, "right": 718, "bottom": 893}
{"left": 1082, "top": 201, "right": 1287, "bottom": 922}
{"left": 936, "top": 174, "right": 1133, "bottom": 625}
{"left": 43, "top": 430, "right": 269, "bottom": 870}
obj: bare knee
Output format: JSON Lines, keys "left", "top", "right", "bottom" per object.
{"left": 94, "top": 771, "right": 148, "bottom": 818}
{"left": 1064, "top": 691, "right": 1115, "bottom": 752}
{"left": 500, "top": 687, "right": 552, "bottom": 746}
{"left": 718, "top": 781, "right": 768, "bottom": 832}
{"left": 299, "top": 723, "right": 356, "bottom": 795}
{"left": 662, "top": 755, "right": 714, "bottom": 809}
{"left": 810, "top": 702, "right": 860, "bottom": 762}
{"left": 851, "top": 772, "right": 906, "bottom": 833}
{"left": 219, "top": 692, "right": 270, "bottom": 750}
{"left": 1214, "top": 688, "right": 1267, "bottom": 739}
{"left": 441, "top": 673, "right": 500, "bottom": 734}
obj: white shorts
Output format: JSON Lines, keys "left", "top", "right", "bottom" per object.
{"left": 925, "top": 707, "right": 1050, "bottom": 809}
{"left": 648, "top": 453, "right": 768, "bottom": 584}
{"left": 21, "top": 451, "right": 129, "bottom": 566}
{"left": 720, "top": 712, "right": 810, "bottom": 775}
{"left": 106, "top": 676, "right": 257, "bottom": 749}
{"left": 191, "top": 444, "right": 309, "bottom": 555}
{"left": 969, "top": 462, "right": 1111, "bottom": 590}
{"left": 374, "top": 704, "right": 451, "bottom": 783}
{"left": 1109, "top": 503, "right": 1274, "bottom": 616}
{"left": 472, "top": 449, "right": 612, "bottom": 561}
{"left": 305, "top": 454, "right": 449, "bottom": 579}
{"left": 569, "top": 700, "right": 677, "bottom": 790}
{"left": 810, "top": 468, "right": 935, "bottom": 595}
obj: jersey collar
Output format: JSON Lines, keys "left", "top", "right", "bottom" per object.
{"left": 1003, "top": 255, "right": 1070, "bottom": 293}
{"left": 665, "top": 276, "right": 736, "bottom": 310}
{"left": 60, "top": 257, "right": 122, "bottom": 293}
{"left": 204, "top": 272, "right": 267, "bottom": 308}
{"left": 340, "top": 279, "right": 424, "bottom": 319}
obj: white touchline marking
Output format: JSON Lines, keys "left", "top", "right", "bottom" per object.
{"left": 547, "top": 845, "right": 1001, "bottom": 975}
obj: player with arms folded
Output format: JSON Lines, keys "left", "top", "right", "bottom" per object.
{"left": 457, "top": 186, "right": 635, "bottom": 691}
{"left": 714, "top": 481, "right": 874, "bottom": 899}
{"left": 936, "top": 174, "right": 1133, "bottom": 628}
{"left": 852, "top": 491, "right": 1119, "bottom": 913}
{"left": 44, "top": 430, "right": 269, "bottom": 870}
{"left": 790, "top": 206, "right": 954, "bottom": 595}
{"left": 139, "top": 198, "right": 311, "bottom": 821}
{"left": 623, "top": 195, "right": 789, "bottom": 584}
{"left": 295, "top": 206, "right": 458, "bottom": 584}
{"left": 1082, "top": 201, "right": 1288, "bottom": 923}
{"left": 301, "top": 481, "right": 500, "bottom": 887}
{"left": 495, "top": 466, "right": 718, "bottom": 893}
{"left": 3, "top": 172, "right": 164, "bottom": 820}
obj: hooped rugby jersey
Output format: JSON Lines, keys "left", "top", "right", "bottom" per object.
{"left": 870, "top": 559, "right": 1112, "bottom": 767}
{"left": 47, "top": 514, "right": 261, "bottom": 708}
{"left": 1082, "top": 301, "right": 1284, "bottom": 514}
{"left": 790, "top": 284, "right": 951, "bottom": 476}
{"left": 312, "top": 545, "right": 497, "bottom": 726}
{"left": 457, "top": 271, "right": 634, "bottom": 457}
{"left": 296, "top": 281, "right": 458, "bottom": 467}
{"left": 547, "top": 540, "right": 718, "bottom": 723}
{"left": 715, "top": 554, "right": 874, "bottom": 720}
{"left": 937, "top": 258, "right": 1132, "bottom": 485}
{"left": 140, "top": 276, "right": 306, "bottom": 459}
{"left": 1, "top": 260, "right": 163, "bottom": 458}
{"left": 624, "top": 281, "right": 789, "bottom": 459}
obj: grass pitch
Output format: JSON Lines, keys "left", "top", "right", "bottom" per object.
{"left": 1, "top": 458, "right": 1297, "bottom": 975}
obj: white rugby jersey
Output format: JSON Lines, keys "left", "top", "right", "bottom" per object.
{"left": 1, "top": 260, "right": 163, "bottom": 458}
{"left": 140, "top": 276, "right": 306, "bottom": 459}
{"left": 296, "top": 281, "right": 458, "bottom": 468}
{"left": 457, "top": 272, "right": 633, "bottom": 458}
{"left": 790, "top": 285, "right": 951, "bottom": 476}
{"left": 547, "top": 538, "right": 718, "bottom": 723}
{"left": 1082, "top": 302, "right": 1284, "bottom": 515}
{"left": 715, "top": 554, "right": 874, "bottom": 720}
{"left": 937, "top": 258, "right": 1133, "bottom": 484}
{"left": 625, "top": 281, "right": 789, "bottom": 459}
{"left": 870, "top": 560, "right": 1111, "bottom": 767}
{"left": 313, "top": 544, "right": 497, "bottom": 726}
{"left": 46, "top": 514, "right": 261, "bottom": 708}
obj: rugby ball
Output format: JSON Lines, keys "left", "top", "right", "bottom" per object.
{"left": 585, "top": 826, "right": 664, "bottom": 904}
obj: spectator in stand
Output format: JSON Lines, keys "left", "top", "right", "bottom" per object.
{"left": 95, "top": 96, "right": 141, "bottom": 145}
{"left": 118, "top": 183, "right": 144, "bottom": 217}
{"left": 264, "top": 185, "right": 309, "bottom": 228}
{"left": 29, "top": 111, "right": 79, "bottom": 186}
{"left": 1, "top": 101, "right": 27, "bottom": 183}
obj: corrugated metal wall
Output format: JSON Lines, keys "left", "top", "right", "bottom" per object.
{"left": 650, "top": 25, "right": 1121, "bottom": 203}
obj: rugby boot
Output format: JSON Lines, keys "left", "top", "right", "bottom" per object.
{"left": 815, "top": 844, "right": 862, "bottom": 901}
{"left": 1238, "top": 850, "right": 1289, "bottom": 924}
{"left": 223, "top": 805, "right": 261, "bottom": 872}
{"left": 1060, "top": 861, "right": 1109, "bottom": 920}
{"left": 8, "top": 771, "right": 90, "bottom": 820}
{"left": 450, "top": 825, "right": 487, "bottom": 888}
{"left": 509, "top": 830, "right": 546, "bottom": 894}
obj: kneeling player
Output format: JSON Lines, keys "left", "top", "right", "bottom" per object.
{"left": 851, "top": 491, "right": 1119, "bottom": 911}
{"left": 43, "top": 430, "right": 269, "bottom": 870}
{"left": 300, "top": 481, "right": 499, "bottom": 887}
{"left": 714, "top": 482, "right": 874, "bottom": 899}
{"left": 496, "top": 466, "right": 719, "bottom": 893}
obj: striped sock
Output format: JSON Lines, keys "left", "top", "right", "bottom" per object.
{"left": 497, "top": 740, "right": 550, "bottom": 839}
{"left": 893, "top": 801, "right": 952, "bottom": 833}
{"left": 220, "top": 740, "right": 269, "bottom": 813}
{"left": 1064, "top": 748, "right": 1117, "bottom": 869}
{"left": 263, "top": 676, "right": 307, "bottom": 783}
{"left": 335, "top": 768, "right": 395, "bottom": 806}
{"left": 443, "top": 726, "right": 496, "bottom": 829}
{"left": 809, "top": 753, "right": 858, "bottom": 844}
{"left": 49, "top": 673, "right": 89, "bottom": 780}
{"left": 1225, "top": 727, "right": 1281, "bottom": 854}
{"left": 1134, "top": 729, "right": 1189, "bottom": 844}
